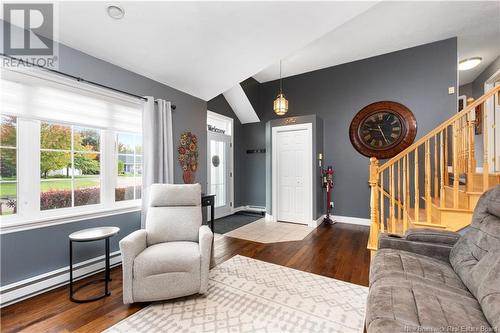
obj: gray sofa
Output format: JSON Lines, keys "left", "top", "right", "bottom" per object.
{"left": 366, "top": 185, "right": 500, "bottom": 333}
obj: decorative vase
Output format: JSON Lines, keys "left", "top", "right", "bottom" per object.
{"left": 183, "top": 170, "right": 195, "bottom": 184}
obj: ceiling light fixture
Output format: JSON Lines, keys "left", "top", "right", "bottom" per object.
{"left": 458, "top": 57, "right": 482, "bottom": 71}
{"left": 107, "top": 4, "right": 125, "bottom": 20}
{"left": 273, "top": 60, "right": 288, "bottom": 116}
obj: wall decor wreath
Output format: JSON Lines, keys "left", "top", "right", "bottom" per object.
{"left": 177, "top": 131, "right": 198, "bottom": 184}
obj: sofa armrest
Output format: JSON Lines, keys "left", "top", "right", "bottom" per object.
{"left": 198, "top": 225, "right": 213, "bottom": 294}
{"left": 119, "top": 229, "right": 147, "bottom": 304}
{"left": 404, "top": 228, "right": 460, "bottom": 245}
{"left": 378, "top": 230, "right": 458, "bottom": 262}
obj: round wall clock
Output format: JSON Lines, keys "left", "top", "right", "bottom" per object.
{"left": 349, "top": 101, "right": 417, "bottom": 159}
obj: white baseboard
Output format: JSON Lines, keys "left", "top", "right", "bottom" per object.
{"left": 233, "top": 205, "right": 266, "bottom": 213}
{"left": 311, "top": 215, "right": 326, "bottom": 227}
{"left": 331, "top": 215, "right": 370, "bottom": 226}
{"left": 0, "top": 250, "right": 122, "bottom": 308}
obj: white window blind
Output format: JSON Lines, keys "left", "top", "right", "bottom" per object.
{"left": 1, "top": 68, "right": 143, "bottom": 133}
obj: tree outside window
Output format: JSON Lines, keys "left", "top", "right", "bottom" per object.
{"left": 0, "top": 115, "right": 17, "bottom": 215}
{"left": 40, "top": 122, "right": 101, "bottom": 210}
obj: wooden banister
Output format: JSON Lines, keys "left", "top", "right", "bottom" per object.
{"left": 378, "top": 85, "right": 500, "bottom": 173}
{"left": 367, "top": 85, "right": 499, "bottom": 253}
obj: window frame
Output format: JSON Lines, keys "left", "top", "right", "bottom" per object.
{"left": 115, "top": 131, "right": 143, "bottom": 203}
{"left": 0, "top": 115, "right": 19, "bottom": 217}
{"left": 0, "top": 116, "right": 142, "bottom": 233}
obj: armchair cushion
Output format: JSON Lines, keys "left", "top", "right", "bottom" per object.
{"left": 145, "top": 183, "right": 202, "bottom": 245}
{"left": 450, "top": 185, "right": 500, "bottom": 330}
{"left": 133, "top": 241, "right": 200, "bottom": 278}
{"left": 378, "top": 231, "right": 456, "bottom": 262}
{"left": 146, "top": 206, "right": 202, "bottom": 245}
{"left": 149, "top": 183, "right": 201, "bottom": 207}
{"left": 370, "top": 249, "right": 472, "bottom": 297}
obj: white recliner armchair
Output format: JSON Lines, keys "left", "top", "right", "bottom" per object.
{"left": 119, "top": 183, "right": 213, "bottom": 303}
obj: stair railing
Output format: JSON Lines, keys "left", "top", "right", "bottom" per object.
{"left": 367, "top": 85, "right": 500, "bottom": 252}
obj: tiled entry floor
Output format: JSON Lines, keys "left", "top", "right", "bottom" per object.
{"left": 224, "top": 218, "right": 315, "bottom": 243}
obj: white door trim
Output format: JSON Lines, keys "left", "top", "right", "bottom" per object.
{"left": 206, "top": 110, "right": 234, "bottom": 219}
{"left": 484, "top": 69, "right": 500, "bottom": 172}
{"left": 271, "top": 123, "right": 313, "bottom": 226}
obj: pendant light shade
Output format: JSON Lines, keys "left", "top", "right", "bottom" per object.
{"left": 273, "top": 93, "right": 288, "bottom": 116}
{"left": 273, "top": 60, "right": 288, "bottom": 116}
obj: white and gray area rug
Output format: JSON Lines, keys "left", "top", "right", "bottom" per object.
{"left": 105, "top": 255, "right": 368, "bottom": 333}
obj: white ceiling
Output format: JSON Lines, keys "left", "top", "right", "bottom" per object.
{"left": 254, "top": 1, "right": 500, "bottom": 86}
{"left": 49, "top": 1, "right": 378, "bottom": 101}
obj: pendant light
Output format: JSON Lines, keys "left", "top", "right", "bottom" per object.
{"left": 273, "top": 60, "right": 288, "bottom": 116}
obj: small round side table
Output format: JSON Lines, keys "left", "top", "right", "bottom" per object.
{"left": 69, "top": 226, "right": 120, "bottom": 303}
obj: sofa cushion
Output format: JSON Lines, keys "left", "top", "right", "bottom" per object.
{"left": 370, "top": 249, "right": 471, "bottom": 297}
{"left": 133, "top": 241, "right": 200, "bottom": 278}
{"left": 366, "top": 281, "right": 492, "bottom": 333}
{"left": 450, "top": 185, "right": 500, "bottom": 329}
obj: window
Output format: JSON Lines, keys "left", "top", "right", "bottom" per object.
{"left": 116, "top": 132, "right": 142, "bottom": 201}
{"left": 40, "top": 122, "right": 101, "bottom": 210}
{"left": 0, "top": 66, "right": 143, "bottom": 228}
{"left": 0, "top": 115, "right": 17, "bottom": 216}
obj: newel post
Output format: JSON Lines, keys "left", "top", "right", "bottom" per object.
{"left": 368, "top": 157, "right": 380, "bottom": 253}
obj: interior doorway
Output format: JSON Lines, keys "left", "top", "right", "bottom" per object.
{"left": 207, "top": 111, "right": 234, "bottom": 219}
{"left": 272, "top": 123, "right": 313, "bottom": 225}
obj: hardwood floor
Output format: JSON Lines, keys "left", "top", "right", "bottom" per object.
{"left": 0, "top": 222, "right": 370, "bottom": 333}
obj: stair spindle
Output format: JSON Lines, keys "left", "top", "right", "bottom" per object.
{"left": 483, "top": 100, "right": 490, "bottom": 190}
{"left": 467, "top": 110, "right": 476, "bottom": 191}
{"left": 434, "top": 134, "right": 438, "bottom": 197}
{"left": 440, "top": 130, "right": 445, "bottom": 207}
{"left": 390, "top": 164, "right": 395, "bottom": 233}
{"left": 453, "top": 121, "right": 459, "bottom": 208}
{"left": 414, "top": 148, "right": 419, "bottom": 223}
{"left": 380, "top": 170, "right": 384, "bottom": 233}
{"left": 425, "top": 141, "right": 431, "bottom": 223}
{"left": 397, "top": 160, "right": 401, "bottom": 221}
{"left": 403, "top": 155, "right": 408, "bottom": 232}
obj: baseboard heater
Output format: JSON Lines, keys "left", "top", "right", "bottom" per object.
{"left": 0, "top": 251, "right": 122, "bottom": 308}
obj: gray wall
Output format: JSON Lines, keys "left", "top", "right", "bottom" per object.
{"left": 207, "top": 78, "right": 265, "bottom": 208}
{"left": 264, "top": 115, "right": 324, "bottom": 219}
{"left": 216, "top": 38, "right": 458, "bottom": 219}
{"left": 1, "top": 28, "right": 207, "bottom": 286}
{"left": 459, "top": 83, "right": 473, "bottom": 97}
{"left": 471, "top": 55, "right": 500, "bottom": 98}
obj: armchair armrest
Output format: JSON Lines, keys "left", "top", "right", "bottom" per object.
{"left": 198, "top": 225, "right": 213, "bottom": 294}
{"left": 378, "top": 229, "right": 461, "bottom": 262}
{"left": 404, "top": 228, "right": 460, "bottom": 245}
{"left": 119, "top": 229, "right": 147, "bottom": 304}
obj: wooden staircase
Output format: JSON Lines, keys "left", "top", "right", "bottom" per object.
{"left": 367, "top": 85, "right": 500, "bottom": 255}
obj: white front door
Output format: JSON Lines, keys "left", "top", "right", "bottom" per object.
{"left": 272, "top": 124, "right": 312, "bottom": 225}
{"left": 208, "top": 132, "right": 232, "bottom": 218}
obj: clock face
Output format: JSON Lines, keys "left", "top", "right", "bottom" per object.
{"left": 349, "top": 101, "right": 417, "bottom": 159}
{"left": 359, "top": 111, "right": 403, "bottom": 150}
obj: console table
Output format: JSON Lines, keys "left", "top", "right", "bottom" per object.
{"left": 202, "top": 194, "right": 215, "bottom": 230}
